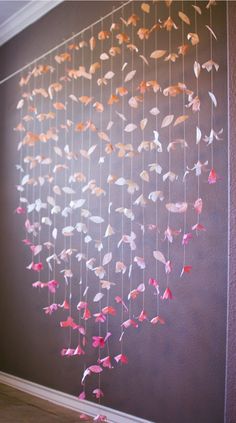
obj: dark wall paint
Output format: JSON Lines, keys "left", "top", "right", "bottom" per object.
{"left": 226, "top": 2, "right": 236, "bottom": 423}
{"left": 0, "top": 2, "right": 229, "bottom": 423}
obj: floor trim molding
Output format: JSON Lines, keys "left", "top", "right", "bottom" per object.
{"left": 0, "top": 371, "right": 153, "bottom": 423}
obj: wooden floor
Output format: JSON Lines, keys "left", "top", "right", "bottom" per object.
{"left": 0, "top": 383, "right": 92, "bottom": 422}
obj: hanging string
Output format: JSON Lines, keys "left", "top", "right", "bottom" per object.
{"left": 47, "top": 54, "right": 53, "bottom": 306}
{"left": 194, "top": 1, "right": 201, "bottom": 226}
{"left": 24, "top": 110, "right": 30, "bottom": 244}
{"left": 79, "top": 33, "right": 85, "bottom": 344}
{"left": 141, "top": 3, "right": 146, "bottom": 312}
{"left": 82, "top": 25, "right": 94, "bottom": 398}
{"left": 17, "top": 74, "right": 23, "bottom": 188}
{"left": 84, "top": 25, "right": 93, "bottom": 344}
{"left": 209, "top": 5, "right": 214, "bottom": 169}
{"left": 31, "top": 61, "right": 37, "bottom": 267}
{"left": 52, "top": 51, "right": 59, "bottom": 303}
{"left": 167, "top": 5, "right": 172, "bottom": 288}
{"left": 18, "top": 71, "right": 29, "bottom": 245}
{"left": 154, "top": 2, "right": 160, "bottom": 317}
{"left": 128, "top": 2, "right": 134, "bottom": 324}
{"left": 18, "top": 70, "right": 28, "bottom": 224}
{"left": 69, "top": 40, "right": 76, "bottom": 344}
{"left": 105, "top": 10, "right": 115, "bottom": 358}
{"left": 63, "top": 46, "right": 68, "bottom": 274}
{"left": 182, "top": 1, "right": 187, "bottom": 269}
{"left": 37, "top": 65, "right": 44, "bottom": 291}
{"left": 98, "top": 18, "right": 104, "bottom": 403}
{"left": 120, "top": 6, "right": 125, "bottom": 353}
{"left": 63, "top": 43, "right": 72, "bottom": 347}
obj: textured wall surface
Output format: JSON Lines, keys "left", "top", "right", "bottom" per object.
{"left": 225, "top": 2, "right": 236, "bottom": 423}
{"left": 0, "top": 2, "right": 228, "bottom": 423}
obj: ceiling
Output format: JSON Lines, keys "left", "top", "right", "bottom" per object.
{"left": 0, "top": 0, "right": 63, "bottom": 46}
{"left": 0, "top": 1, "right": 31, "bottom": 26}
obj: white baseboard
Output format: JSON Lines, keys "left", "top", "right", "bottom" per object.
{"left": 0, "top": 371, "right": 153, "bottom": 423}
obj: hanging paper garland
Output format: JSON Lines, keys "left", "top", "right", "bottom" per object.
{"left": 14, "top": 1, "right": 223, "bottom": 421}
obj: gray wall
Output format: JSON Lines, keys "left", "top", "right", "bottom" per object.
{"left": 0, "top": 2, "right": 229, "bottom": 423}
{"left": 226, "top": 2, "right": 236, "bottom": 423}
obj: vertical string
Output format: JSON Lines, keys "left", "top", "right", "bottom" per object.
{"left": 106, "top": 10, "right": 115, "bottom": 358}
{"left": 154, "top": 2, "right": 160, "bottom": 317}
{"left": 31, "top": 61, "right": 37, "bottom": 267}
{"left": 24, "top": 80, "right": 30, "bottom": 243}
{"left": 182, "top": 1, "right": 187, "bottom": 268}
{"left": 63, "top": 47, "right": 68, "bottom": 292}
{"left": 83, "top": 25, "right": 94, "bottom": 395}
{"left": 64, "top": 45, "right": 72, "bottom": 347}
{"left": 120, "top": 7, "right": 125, "bottom": 354}
{"left": 18, "top": 72, "right": 27, "bottom": 243}
{"left": 141, "top": 5, "right": 146, "bottom": 311}
{"left": 69, "top": 42, "right": 76, "bottom": 342}
{"left": 194, "top": 1, "right": 200, "bottom": 225}
{"left": 19, "top": 72, "right": 27, "bottom": 220}
{"left": 209, "top": 5, "right": 214, "bottom": 169}
{"left": 18, "top": 78, "right": 23, "bottom": 173}
{"left": 47, "top": 55, "right": 53, "bottom": 306}
{"left": 52, "top": 52, "right": 59, "bottom": 303}
{"left": 79, "top": 34, "right": 85, "bottom": 344}
{"left": 37, "top": 67, "right": 44, "bottom": 289}
{"left": 84, "top": 28, "right": 93, "bottom": 331}
{"left": 167, "top": 5, "right": 172, "bottom": 287}
{"left": 128, "top": 3, "right": 134, "bottom": 323}
{"left": 98, "top": 19, "right": 104, "bottom": 403}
